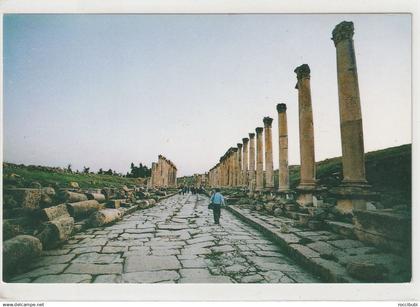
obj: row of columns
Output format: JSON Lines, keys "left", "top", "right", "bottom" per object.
{"left": 208, "top": 108, "right": 289, "bottom": 193}
{"left": 208, "top": 21, "right": 370, "bottom": 211}
{"left": 150, "top": 155, "right": 177, "bottom": 188}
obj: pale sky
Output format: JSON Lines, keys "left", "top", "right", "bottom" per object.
{"left": 3, "top": 14, "right": 411, "bottom": 176}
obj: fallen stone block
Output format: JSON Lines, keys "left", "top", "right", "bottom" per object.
{"left": 60, "top": 191, "right": 88, "bottom": 203}
{"left": 4, "top": 188, "right": 42, "bottom": 209}
{"left": 41, "top": 204, "right": 70, "bottom": 221}
{"left": 106, "top": 199, "right": 123, "bottom": 209}
{"left": 37, "top": 216, "right": 75, "bottom": 249}
{"left": 66, "top": 200, "right": 104, "bottom": 219}
{"left": 3, "top": 235, "right": 43, "bottom": 277}
{"left": 69, "top": 181, "right": 80, "bottom": 189}
{"left": 3, "top": 218, "right": 33, "bottom": 240}
{"left": 85, "top": 193, "right": 106, "bottom": 203}
{"left": 89, "top": 209, "right": 123, "bottom": 227}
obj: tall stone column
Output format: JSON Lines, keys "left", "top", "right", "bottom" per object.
{"left": 295, "top": 64, "right": 317, "bottom": 189}
{"left": 233, "top": 147, "right": 239, "bottom": 187}
{"left": 237, "top": 143, "right": 243, "bottom": 187}
{"left": 229, "top": 149, "right": 235, "bottom": 187}
{"left": 331, "top": 21, "right": 373, "bottom": 213}
{"left": 332, "top": 21, "right": 367, "bottom": 185}
{"left": 255, "top": 127, "right": 264, "bottom": 191}
{"left": 263, "top": 117, "right": 274, "bottom": 189}
{"left": 242, "top": 137, "right": 249, "bottom": 187}
{"left": 248, "top": 133, "right": 256, "bottom": 190}
{"left": 294, "top": 64, "right": 317, "bottom": 205}
{"left": 277, "top": 103, "right": 290, "bottom": 192}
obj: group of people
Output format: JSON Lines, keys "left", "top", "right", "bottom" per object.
{"left": 179, "top": 185, "right": 206, "bottom": 195}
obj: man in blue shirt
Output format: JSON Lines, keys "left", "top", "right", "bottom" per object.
{"left": 209, "top": 188, "right": 225, "bottom": 225}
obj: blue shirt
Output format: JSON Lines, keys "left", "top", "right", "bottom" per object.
{"left": 210, "top": 192, "right": 225, "bottom": 205}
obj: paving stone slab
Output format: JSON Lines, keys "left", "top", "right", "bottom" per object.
{"left": 29, "top": 254, "right": 76, "bottom": 269}
{"left": 240, "top": 274, "right": 265, "bottom": 283}
{"left": 124, "top": 255, "right": 181, "bottom": 272}
{"left": 94, "top": 274, "right": 122, "bottom": 283}
{"left": 11, "top": 264, "right": 68, "bottom": 280}
{"left": 70, "top": 246, "right": 102, "bottom": 254}
{"left": 122, "top": 270, "right": 180, "bottom": 283}
{"left": 42, "top": 249, "right": 71, "bottom": 256}
{"left": 33, "top": 274, "right": 92, "bottom": 283}
{"left": 211, "top": 245, "right": 235, "bottom": 253}
{"left": 73, "top": 252, "right": 123, "bottom": 264}
{"left": 101, "top": 246, "right": 129, "bottom": 253}
{"left": 65, "top": 263, "right": 123, "bottom": 275}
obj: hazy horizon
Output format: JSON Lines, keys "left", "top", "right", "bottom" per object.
{"left": 3, "top": 14, "right": 411, "bottom": 176}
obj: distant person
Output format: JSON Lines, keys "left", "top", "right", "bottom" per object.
{"left": 209, "top": 188, "right": 225, "bottom": 225}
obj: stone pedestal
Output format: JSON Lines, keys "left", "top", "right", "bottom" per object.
{"left": 277, "top": 103, "right": 290, "bottom": 192}
{"left": 331, "top": 21, "right": 373, "bottom": 213}
{"left": 255, "top": 127, "right": 264, "bottom": 191}
{"left": 248, "top": 133, "right": 256, "bottom": 191}
{"left": 263, "top": 117, "right": 274, "bottom": 189}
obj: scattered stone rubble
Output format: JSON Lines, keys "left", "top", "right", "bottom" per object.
{"left": 3, "top": 180, "right": 177, "bottom": 280}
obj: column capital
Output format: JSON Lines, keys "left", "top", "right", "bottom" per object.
{"left": 249, "top": 132, "right": 255, "bottom": 139}
{"left": 242, "top": 137, "right": 249, "bottom": 144}
{"left": 232, "top": 147, "right": 238, "bottom": 152}
{"left": 332, "top": 21, "right": 354, "bottom": 46}
{"left": 237, "top": 143, "right": 243, "bottom": 149}
{"left": 294, "top": 64, "right": 311, "bottom": 80}
{"left": 277, "top": 103, "right": 287, "bottom": 113}
{"left": 263, "top": 116, "right": 273, "bottom": 127}
{"left": 256, "top": 127, "right": 264, "bottom": 134}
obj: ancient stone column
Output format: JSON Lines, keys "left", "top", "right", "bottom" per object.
{"left": 263, "top": 117, "right": 274, "bottom": 189}
{"left": 229, "top": 149, "right": 235, "bottom": 187}
{"left": 232, "top": 147, "right": 239, "bottom": 187}
{"left": 248, "top": 133, "right": 256, "bottom": 189}
{"left": 255, "top": 127, "right": 264, "bottom": 191}
{"left": 277, "top": 103, "right": 290, "bottom": 192}
{"left": 242, "top": 137, "right": 249, "bottom": 187}
{"left": 295, "top": 64, "right": 317, "bottom": 189}
{"left": 237, "top": 143, "right": 243, "bottom": 187}
{"left": 332, "top": 21, "right": 367, "bottom": 186}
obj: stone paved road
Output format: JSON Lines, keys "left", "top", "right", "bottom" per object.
{"left": 11, "top": 194, "right": 320, "bottom": 283}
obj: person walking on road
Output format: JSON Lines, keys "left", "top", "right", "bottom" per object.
{"left": 209, "top": 188, "right": 225, "bottom": 225}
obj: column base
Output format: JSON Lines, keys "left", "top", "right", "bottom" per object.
{"left": 330, "top": 183, "right": 379, "bottom": 215}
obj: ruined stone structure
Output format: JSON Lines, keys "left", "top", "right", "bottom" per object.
{"left": 150, "top": 155, "right": 177, "bottom": 188}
